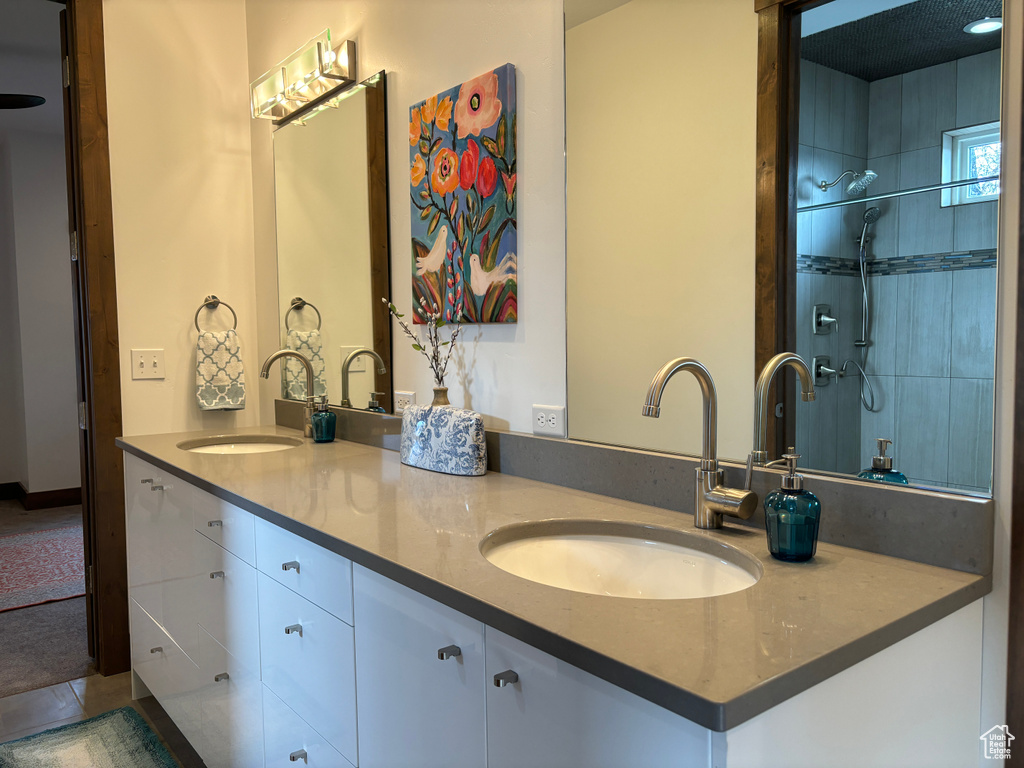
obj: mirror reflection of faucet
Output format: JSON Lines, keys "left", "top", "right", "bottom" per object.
{"left": 642, "top": 357, "right": 758, "bottom": 530}
{"left": 341, "top": 348, "right": 387, "bottom": 408}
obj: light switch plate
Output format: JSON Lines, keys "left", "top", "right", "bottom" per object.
{"left": 131, "top": 349, "right": 165, "bottom": 380}
{"left": 340, "top": 346, "right": 366, "bottom": 372}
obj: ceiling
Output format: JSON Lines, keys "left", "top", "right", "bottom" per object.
{"left": 801, "top": 0, "right": 1003, "bottom": 81}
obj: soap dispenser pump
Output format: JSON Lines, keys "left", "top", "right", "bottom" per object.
{"left": 310, "top": 396, "right": 336, "bottom": 443}
{"left": 366, "top": 392, "right": 386, "bottom": 413}
{"left": 857, "top": 438, "right": 909, "bottom": 485}
{"left": 763, "top": 452, "right": 821, "bottom": 562}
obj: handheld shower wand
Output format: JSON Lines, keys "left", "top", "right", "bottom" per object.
{"left": 855, "top": 207, "right": 881, "bottom": 349}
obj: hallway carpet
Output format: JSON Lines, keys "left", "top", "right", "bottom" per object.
{"left": 0, "top": 597, "right": 94, "bottom": 698}
{"left": 0, "top": 527, "right": 86, "bottom": 612}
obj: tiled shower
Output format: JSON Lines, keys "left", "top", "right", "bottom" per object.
{"left": 795, "top": 49, "right": 998, "bottom": 491}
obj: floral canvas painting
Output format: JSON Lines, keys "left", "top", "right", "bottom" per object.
{"left": 410, "top": 64, "right": 517, "bottom": 324}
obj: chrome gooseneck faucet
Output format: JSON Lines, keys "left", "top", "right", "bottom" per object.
{"left": 642, "top": 357, "right": 757, "bottom": 529}
{"left": 341, "top": 348, "right": 387, "bottom": 408}
{"left": 750, "top": 352, "right": 816, "bottom": 468}
{"left": 261, "top": 350, "right": 316, "bottom": 437}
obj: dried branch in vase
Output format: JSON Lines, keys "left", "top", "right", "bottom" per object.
{"left": 383, "top": 297, "right": 463, "bottom": 388}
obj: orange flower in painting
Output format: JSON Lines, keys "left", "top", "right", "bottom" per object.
{"left": 420, "top": 95, "right": 437, "bottom": 125}
{"left": 431, "top": 148, "right": 459, "bottom": 195}
{"left": 411, "top": 154, "right": 426, "bottom": 187}
{"left": 409, "top": 107, "right": 420, "bottom": 146}
{"left": 435, "top": 96, "right": 453, "bottom": 131}
{"left": 454, "top": 71, "right": 502, "bottom": 139}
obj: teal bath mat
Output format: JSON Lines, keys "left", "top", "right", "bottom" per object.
{"left": 0, "top": 706, "right": 177, "bottom": 767}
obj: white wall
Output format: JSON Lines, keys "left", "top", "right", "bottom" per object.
{"left": 245, "top": 0, "right": 567, "bottom": 432}
{"left": 104, "top": 0, "right": 260, "bottom": 437}
{"left": 566, "top": 0, "right": 757, "bottom": 460}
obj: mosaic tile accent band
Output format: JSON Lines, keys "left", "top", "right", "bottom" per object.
{"left": 798, "top": 249, "right": 996, "bottom": 276}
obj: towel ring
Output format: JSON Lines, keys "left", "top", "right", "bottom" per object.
{"left": 194, "top": 295, "right": 238, "bottom": 333}
{"left": 284, "top": 297, "right": 322, "bottom": 332}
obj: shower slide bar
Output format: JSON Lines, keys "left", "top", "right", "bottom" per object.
{"left": 796, "top": 175, "right": 999, "bottom": 213}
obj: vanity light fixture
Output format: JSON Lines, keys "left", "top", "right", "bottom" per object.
{"left": 963, "top": 17, "right": 1002, "bottom": 34}
{"left": 250, "top": 29, "right": 356, "bottom": 125}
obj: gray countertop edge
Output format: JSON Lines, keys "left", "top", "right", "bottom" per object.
{"left": 115, "top": 437, "right": 991, "bottom": 732}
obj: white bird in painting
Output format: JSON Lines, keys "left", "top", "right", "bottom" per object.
{"left": 414, "top": 224, "right": 448, "bottom": 277}
{"left": 469, "top": 251, "right": 516, "bottom": 297}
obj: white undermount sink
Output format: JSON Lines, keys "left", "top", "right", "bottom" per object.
{"left": 481, "top": 519, "right": 761, "bottom": 600}
{"left": 176, "top": 434, "right": 303, "bottom": 454}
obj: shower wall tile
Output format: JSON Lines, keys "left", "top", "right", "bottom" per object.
{"left": 895, "top": 375, "right": 951, "bottom": 484}
{"left": 866, "top": 276, "right": 897, "bottom": 376}
{"left": 860, "top": 374, "right": 895, "bottom": 471}
{"left": 950, "top": 268, "right": 997, "bottom": 379}
{"left": 796, "top": 143, "right": 817, "bottom": 207}
{"left": 810, "top": 149, "right": 843, "bottom": 258}
{"left": 956, "top": 50, "right": 1001, "bottom": 128}
{"left": 947, "top": 378, "right": 994, "bottom": 489}
{"left": 803, "top": 372, "right": 838, "bottom": 473}
{"left": 814, "top": 65, "right": 845, "bottom": 153}
{"left": 796, "top": 273, "right": 835, "bottom": 370}
{"left": 898, "top": 147, "right": 954, "bottom": 257}
{"left": 895, "top": 271, "right": 952, "bottom": 377}
{"left": 811, "top": 148, "right": 843, "bottom": 206}
{"left": 953, "top": 201, "right": 998, "bottom": 252}
{"left": 865, "top": 153, "right": 900, "bottom": 260}
{"left": 900, "top": 61, "right": 956, "bottom": 152}
{"left": 800, "top": 61, "right": 817, "bottom": 146}
{"left": 843, "top": 77, "right": 869, "bottom": 158}
{"left": 868, "top": 75, "right": 901, "bottom": 158}
{"left": 836, "top": 373, "right": 862, "bottom": 475}
{"left": 835, "top": 274, "right": 864, "bottom": 355}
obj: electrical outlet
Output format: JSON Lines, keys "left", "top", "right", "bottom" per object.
{"left": 131, "top": 349, "right": 165, "bottom": 380}
{"left": 532, "top": 405, "right": 566, "bottom": 437}
{"left": 395, "top": 391, "right": 416, "bottom": 414}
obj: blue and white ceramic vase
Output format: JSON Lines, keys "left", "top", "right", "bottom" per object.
{"left": 400, "top": 388, "right": 486, "bottom": 476}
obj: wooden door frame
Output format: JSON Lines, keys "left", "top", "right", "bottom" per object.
{"left": 62, "top": 0, "right": 129, "bottom": 676}
{"left": 754, "top": 0, "right": 1021, "bottom": 735}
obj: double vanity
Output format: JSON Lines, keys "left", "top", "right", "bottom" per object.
{"left": 118, "top": 425, "right": 990, "bottom": 768}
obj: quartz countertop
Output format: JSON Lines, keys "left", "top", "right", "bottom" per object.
{"left": 117, "top": 426, "right": 990, "bottom": 731}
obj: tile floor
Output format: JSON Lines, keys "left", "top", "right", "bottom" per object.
{"left": 0, "top": 672, "right": 205, "bottom": 767}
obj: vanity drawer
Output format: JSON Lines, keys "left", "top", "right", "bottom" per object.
{"left": 255, "top": 517, "right": 353, "bottom": 624}
{"left": 198, "top": 627, "right": 263, "bottom": 768}
{"left": 129, "top": 599, "right": 203, "bottom": 750}
{"left": 194, "top": 487, "right": 255, "bottom": 566}
{"left": 258, "top": 572, "right": 357, "bottom": 764}
{"left": 263, "top": 683, "right": 352, "bottom": 768}
{"left": 193, "top": 532, "right": 259, "bottom": 670}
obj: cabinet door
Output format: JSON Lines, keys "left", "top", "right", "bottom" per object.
{"left": 198, "top": 627, "right": 264, "bottom": 768}
{"left": 258, "top": 572, "right": 357, "bottom": 764}
{"left": 353, "top": 565, "right": 486, "bottom": 768}
{"left": 194, "top": 487, "right": 256, "bottom": 566}
{"left": 193, "top": 532, "right": 260, "bottom": 671}
{"left": 485, "top": 628, "right": 710, "bottom": 768}
{"left": 263, "top": 684, "right": 352, "bottom": 768}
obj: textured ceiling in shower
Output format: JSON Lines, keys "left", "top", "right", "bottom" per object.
{"left": 801, "top": 0, "right": 1002, "bottom": 81}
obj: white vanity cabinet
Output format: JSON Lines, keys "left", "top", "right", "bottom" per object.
{"left": 353, "top": 565, "right": 487, "bottom": 768}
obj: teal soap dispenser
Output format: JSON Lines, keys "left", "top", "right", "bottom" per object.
{"left": 310, "top": 396, "right": 336, "bottom": 443}
{"left": 857, "top": 438, "right": 909, "bottom": 485}
{"left": 764, "top": 452, "right": 821, "bottom": 562}
{"left": 366, "top": 392, "right": 386, "bottom": 413}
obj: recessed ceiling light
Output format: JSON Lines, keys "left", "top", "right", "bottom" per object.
{"left": 964, "top": 17, "right": 1002, "bottom": 34}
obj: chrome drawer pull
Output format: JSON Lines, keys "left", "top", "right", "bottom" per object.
{"left": 284, "top": 624, "right": 303, "bottom": 637}
{"left": 140, "top": 478, "right": 154, "bottom": 484}
{"left": 207, "top": 520, "right": 223, "bottom": 528}
{"left": 437, "top": 645, "right": 462, "bottom": 661}
{"left": 214, "top": 672, "right": 230, "bottom": 682}
{"left": 493, "top": 670, "right": 519, "bottom": 688}
{"left": 282, "top": 561, "right": 301, "bottom": 573}
{"left": 150, "top": 485, "right": 167, "bottom": 492}
{"left": 209, "top": 571, "right": 225, "bottom": 579}
{"left": 149, "top": 647, "right": 163, "bottom": 654}
{"left": 289, "top": 749, "right": 308, "bottom": 763}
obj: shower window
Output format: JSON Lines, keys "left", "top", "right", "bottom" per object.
{"left": 942, "top": 122, "right": 1001, "bottom": 206}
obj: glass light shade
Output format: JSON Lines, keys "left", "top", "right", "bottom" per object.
{"left": 250, "top": 30, "right": 356, "bottom": 121}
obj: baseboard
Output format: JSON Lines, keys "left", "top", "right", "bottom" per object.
{"left": 3, "top": 484, "right": 83, "bottom": 510}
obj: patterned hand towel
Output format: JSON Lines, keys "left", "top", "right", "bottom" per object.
{"left": 196, "top": 330, "right": 246, "bottom": 410}
{"left": 284, "top": 329, "right": 327, "bottom": 400}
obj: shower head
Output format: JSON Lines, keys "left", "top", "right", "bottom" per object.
{"left": 845, "top": 170, "right": 877, "bottom": 195}
{"left": 820, "top": 169, "right": 878, "bottom": 195}
{"left": 863, "top": 206, "right": 881, "bottom": 224}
